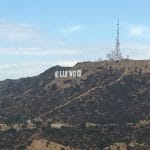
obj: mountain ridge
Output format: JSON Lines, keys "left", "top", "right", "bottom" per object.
{"left": 0, "top": 59, "right": 150, "bottom": 150}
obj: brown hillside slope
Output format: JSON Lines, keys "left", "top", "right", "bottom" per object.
{"left": 0, "top": 60, "right": 150, "bottom": 150}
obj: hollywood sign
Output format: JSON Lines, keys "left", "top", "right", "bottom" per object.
{"left": 55, "top": 70, "right": 82, "bottom": 78}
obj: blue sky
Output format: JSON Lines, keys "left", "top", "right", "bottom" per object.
{"left": 0, "top": 0, "right": 150, "bottom": 80}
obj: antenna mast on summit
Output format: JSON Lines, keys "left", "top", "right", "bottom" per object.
{"left": 115, "top": 18, "right": 122, "bottom": 61}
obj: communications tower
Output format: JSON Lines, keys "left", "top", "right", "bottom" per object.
{"left": 115, "top": 18, "right": 122, "bottom": 60}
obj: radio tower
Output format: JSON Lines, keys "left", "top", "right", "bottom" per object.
{"left": 115, "top": 18, "right": 122, "bottom": 60}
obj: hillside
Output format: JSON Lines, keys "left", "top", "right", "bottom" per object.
{"left": 0, "top": 60, "right": 150, "bottom": 150}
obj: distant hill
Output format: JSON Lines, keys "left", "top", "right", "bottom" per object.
{"left": 0, "top": 60, "right": 150, "bottom": 150}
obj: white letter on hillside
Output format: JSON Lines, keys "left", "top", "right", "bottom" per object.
{"left": 72, "top": 70, "right": 77, "bottom": 77}
{"left": 77, "top": 70, "right": 81, "bottom": 77}
{"left": 69, "top": 71, "right": 73, "bottom": 77}
{"left": 55, "top": 71, "right": 59, "bottom": 78}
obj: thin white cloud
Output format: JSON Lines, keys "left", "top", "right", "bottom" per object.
{"left": 0, "top": 47, "right": 82, "bottom": 56}
{"left": 0, "top": 61, "right": 77, "bottom": 70}
{"left": 60, "top": 25, "right": 84, "bottom": 35}
{"left": 97, "top": 43, "right": 150, "bottom": 60}
{"left": 126, "top": 24, "right": 150, "bottom": 38}
{"left": 0, "top": 21, "right": 40, "bottom": 40}
{"left": 0, "top": 21, "right": 83, "bottom": 55}
{"left": 121, "top": 43, "right": 150, "bottom": 59}
{"left": 130, "top": 26, "right": 144, "bottom": 37}
{"left": 0, "top": 61, "right": 77, "bottom": 80}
